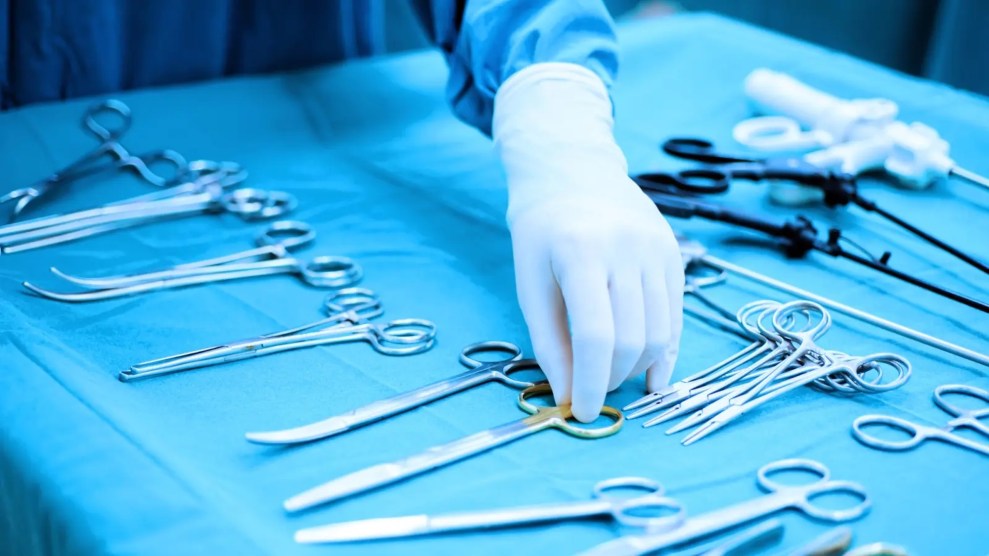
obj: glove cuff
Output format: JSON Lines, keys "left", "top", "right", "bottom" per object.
{"left": 493, "top": 63, "right": 631, "bottom": 224}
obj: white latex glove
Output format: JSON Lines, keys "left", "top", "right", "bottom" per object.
{"left": 493, "top": 63, "right": 684, "bottom": 422}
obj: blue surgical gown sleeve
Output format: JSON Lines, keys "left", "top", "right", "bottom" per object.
{"left": 411, "top": 0, "right": 620, "bottom": 135}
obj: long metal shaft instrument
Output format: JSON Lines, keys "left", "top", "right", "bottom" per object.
{"left": 698, "top": 254, "right": 989, "bottom": 369}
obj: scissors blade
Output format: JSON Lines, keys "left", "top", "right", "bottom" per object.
{"left": 694, "top": 518, "right": 784, "bottom": 556}
{"left": 577, "top": 534, "right": 658, "bottom": 556}
{"left": 295, "top": 498, "right": 608, "bottom": 544}
{"left": 296, "top": 515, "right": 431, "bottom": 543}
{"left": 245, "top": 367, "right": 499, "bottom": 445}
{"left": 784, "top": 525, "right": 852, "bottom": 556}
{"left": 284, "top": 417, "right": 538, "bottom": 511}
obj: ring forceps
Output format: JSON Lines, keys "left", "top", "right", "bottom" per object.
{"left": 579, "top": 459, "right": 870, "bottom": 556}
{"left": 296, "top": 477, "right": 684, "bottom": 544}
{"left": 0, "top": 166, "right": 266, "bottom": 254}
{"left": 1, "top": 99, "right": 188, "bottom": 220}
{"left": 121, "top": 287, "right": 435, "bottom": 381}
{"left": 245, "top": 341, "right": 536, "bottom": 444}
{"left": 853, "top": 384, "right": 989, "bottom": 457}
{"left": 284, "top": 383, "right": 624, "bottom": 512}
{"left": 22, "top": 220, "right": 347, "bottom": 302}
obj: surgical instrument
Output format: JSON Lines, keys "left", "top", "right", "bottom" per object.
{"left": 692, "top": 519, "right": 785, "bottom": 556}
{"left": 23, "top": 220, "right": 349, "bottom": 302}
{"left": 578, "top": 459, "right": 870, "bottom": 556}
{"left": 852, "top": 384, "right": 989, "bottom": 457}
{"left": 782, "top": 526, "right": 853, "bottom": 556}
{"left": 283, "top": 383, "right": 623, "bottom": 512}
{"left": 676, "top": 348, "right": 911, "bottom": 446}
{"left": 677, "top": 237, "right": 989, "bottom": 369}
{"left": 645, "top": 137, "right": 989, "bottom": 275}
{"left": 121, "top": 287, "right": 435, "bottom": 381}
{"left": 739, "top": 68, "right": 989, "bottom": 192}
{"left": 625, "top": 301, "right": 912, "bottom": 443}
{"left": 843, "top": 543, "right": 909, "bottom": 556}
{"left": 245, "top": 341, "right": 534, "bottom": 445}
{"left": 295, "top": 476, "right": 684, "bottom": 544}
{"left": 637, "top": 187, "right": 989, "bottom": 314}
{"left": 0, "top": 164, "right": 260, "bottom": 254}
{"left": 1, "top": 99, "right": 189, "bottom": 220}
{"left": 626, "top": 298, "right": 904, "bottom": 418}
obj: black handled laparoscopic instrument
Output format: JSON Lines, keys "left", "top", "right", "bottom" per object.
{"left": 647, "top": 137, "right": 989, "bottom": 276}
{"left": 634, "top": 182, "right": 989, "bottom": 315}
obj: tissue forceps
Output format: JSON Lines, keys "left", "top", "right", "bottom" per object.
{"left": 0, "top": 167, "right": 267, "bottom": 254}
{"left": 245, "top": 341, "right": 534, "bottom": 445}
{"left": 283, "top": 383, "right": 624, "bottom": 512}
{"left": 578, "top": 459, "right": 870, "bottom": 556}
{"left": 0, "top": 99, "right": 188, "bottom": 220}
{"left": 23, "top": 220, "right": 350, "bottom": 302}
{"left": 853, "top": 384, "right": 989, "bottom": 457}
{"left": 121, "top": 287, "right": 435, "bottom": 381}
{"left": 295, "top": 477, "right": 684, "bottom": 544}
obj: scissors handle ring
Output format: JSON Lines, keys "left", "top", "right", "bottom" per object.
{"left": 933, "top": 384, "right": 989, "bottom": 417}
{"left": 256, "top": 220, "right": 317, "bottom": 250}
{"left": 126, "top": 149, "right": 189, "bottom": 187}
{"left": 851, "top": 415, "right": 925, "bottom": 451}
{"left": 757, "top": 458, "right": 831, "bottom": 492}
{"left": 662, "top": 137, "right": 754, "bottom": 164}
{"left": 795, "top": 480, "right": 872, "bottom": 522}
{"left": 376, "top": 318, "right": 437, "bottom": 344}
{"left": 459, "top": 340, "right": 523, "bottom": 369}
{"left": 847, "top": 354, "right": 912, "bottom": 392}
{"left": 518, "top": 384, "right": 624, "bottom": 438}
{"left": 84, "top": 99, "right": 132, "bottom": 142}
{"left": 222, "top": 189, "right": 297, "bottom": 220}
{"left": 772, "top": 300, "right": 831, "bottom": 341}
{"left": 323, "top": 287, "right": 383, "bottom": 320}
{"left": 301, "top": 256, "right": 363, "bottom": 288}
{"left": 612, "top": 495, "right": 687, "bottom": 531}
{"left": 592, "top": 476, "right": 665, "bottom": 498}
{"left": 674, "top": 169, "right": 731, "bottom": 194}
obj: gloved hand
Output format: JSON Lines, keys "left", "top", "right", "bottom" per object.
{"left": 493, "top": 63, "right": 684, "bottom": 422}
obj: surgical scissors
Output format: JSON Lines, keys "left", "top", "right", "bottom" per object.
{"left": 579, "top": 459, "right": 870, "bottom": 556}
{"left": 23, "top": 220, "right": 348, "bottom": 302}
{"left": 1, "top": 99, "right": 188, "bottom": 220}
{"left": 284, "top": 383, "right": 624, "bottom": 512}
{"left": 643, "top": 137, "right": 989, "bottom": 276}
{"left": 853, "top": 384, "right": 989, "bottom": 457}
{"left": 121, "top": 287, "right": 435, "bottom": 381}
{"left": 295, "top": 476, "right": 684, "bottom": 544}
{"left": 245, "top": 341, "right": 534, "bottom": 445}
{"left": 0, "top": 164, "right": 262, "bottom": 254}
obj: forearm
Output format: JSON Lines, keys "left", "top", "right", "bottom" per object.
{"left": 413, "top": 0, "right": 619, "bottom": 135}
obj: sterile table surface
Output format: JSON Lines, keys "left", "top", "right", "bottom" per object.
{"left": 1, "top": 13, "right": 987, "bottom": 556}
